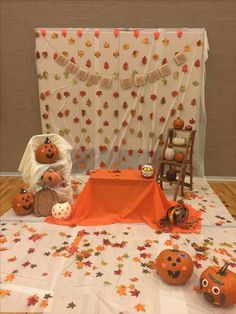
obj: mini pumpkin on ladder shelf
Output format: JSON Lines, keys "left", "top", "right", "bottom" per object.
{"left": 156, "top": 120, "right": 196, "bottom": 200}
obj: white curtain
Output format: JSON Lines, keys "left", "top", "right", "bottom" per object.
{"left": 35, "top": 28, "right": 209, "bottom": 176}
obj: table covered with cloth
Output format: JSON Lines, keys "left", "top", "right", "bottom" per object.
{"left": 46, "top": 169, "right": 201, "bottom": 233}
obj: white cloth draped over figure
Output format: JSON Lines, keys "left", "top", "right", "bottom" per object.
{"left": 35, "top": 28, "right": 209, "bottom": 175}
{"left": 18, "top": 133, "right": 73, "bottom": 202}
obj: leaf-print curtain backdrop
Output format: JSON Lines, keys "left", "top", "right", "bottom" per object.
{"left": 35, "top": 28, "right": 209, "bottom": 176}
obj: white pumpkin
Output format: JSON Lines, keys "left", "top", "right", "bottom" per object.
{"left": 51, "top": 202, "right": 72, "bottom": 220}
{"left": 142, "top": 164, "right": 154, "bottom": 178}
{"left": 164, "top": 148, "right": 175, "bottom": 160}
{"left": 172, "top": 136, "right": 187, "bottom": 146}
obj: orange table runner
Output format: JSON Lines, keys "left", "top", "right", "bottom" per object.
{"left": 46, "top": 169, "right": 201, "bottom": 233}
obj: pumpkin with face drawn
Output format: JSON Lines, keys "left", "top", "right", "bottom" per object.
{"left": 40, "top": 169, "right": 63, "bottom": 187}
{"left": 156, "top": 249, "right": 193, "bottom": 285}
{"left": 35, "top": 137, "right": 59, "bottom": 164}
{"left": 12, "top": 188, "right": 34, "bottom": 216}
{"left": 198, "top": 263, "right": 236, "bottom": 307}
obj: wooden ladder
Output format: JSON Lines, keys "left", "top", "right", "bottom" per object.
{"left": 156, "top": 128, "right": 196, "bottom": 200}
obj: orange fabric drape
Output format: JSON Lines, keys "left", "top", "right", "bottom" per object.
{"left": 46, "top": 169, "right": 201, "bottom": 233}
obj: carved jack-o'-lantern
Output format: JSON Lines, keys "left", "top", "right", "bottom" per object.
{"left": 40, "top": 169, "right": 63, "bottom": 188}
{"left": 141, "top": 164, "right": 154, "bottom": 178}
{"left": 12, "top": 188, "right": 34, "bottom": 216}
{"left": 35, "top": 137, "right": 59, "bottom": 164}
{"left": 156, "top": 249, "right": 193, "bottom": 285}
{"left": 198, "top": 263, "right": 236, "bottom": 307}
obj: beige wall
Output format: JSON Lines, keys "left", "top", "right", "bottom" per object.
{"left": 0, "top": 0, "right": 236, "bottom": 175}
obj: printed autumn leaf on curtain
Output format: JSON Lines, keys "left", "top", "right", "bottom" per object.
{"left": 35, "top": 28, "right": 209, "bottom": 175}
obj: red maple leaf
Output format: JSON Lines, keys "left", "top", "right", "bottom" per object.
{"left": 80, "top": 91, "right": 86, "bottom": 97}
{"left": 113, "top": 28, "right": 120, "bottom": 38}
{"left": 86, "top": 59, "right": 92, "bottom": 68}
{"left": 113, "top": 92, "right": 119, "bottom": 98}
{"left": 128, "top": 150, "right": 133, "bottom": 156}
{"left": 77, "top": 29, "right": 83, "bottom": 38}
{"left": 114, "top": 145, "right": 119, "bottom": 152}
{"left": 64, "top": 91, "right": 70, "bottom": 97}
{"left": 177, "top": 30, "right": 183, "bottom": 39}
{"left": 194, "top": 59, "right": 200, "bottom": 67}
{"left": 28, "top": 234, "right": 44, "bottom": 242}
{"left": 40, "top": 29, "right": 47, "bottom": 37}
{"left": 80, "top": 146, "right": 85, "bottom": 152}
{"left": 103, "top": 120, "right": 109, "bottom": 126}
{"left": 150, "top": 94, "right": 157, "bottom": 101}
{"left": 42, "top": 113, "right": 48, "bottom": 120}
{"left": 131, "top": 91, "right": 137, "bottom": 97}
{"left": 114, "top": 269, "right": 122, "bottom": 275}
{"left": 122, "top": 120, "right": 128, "bottom": 127}
{"left": 86, "top": 119, "right": 92, "bottom": 125}
{"left": 133, "top": 29, "right": 139, "bottom": 38}
{"left": 100, "top": 161, "right": 106, "bottom": 168}
{"left": 94, "top": 29, "right": 100, "bottom": 39}
{"left": 27, "top": 294, "right": 39, "bottom": 307}
{"left": 123, "top": 62, "right": 129, "bottom": 71}
{"left": 129, "top": 289, "right": 140, "bottom": 297}
{"left": 154, "top": 31, "right": 160, "bottom": 40}
{"left": 96, "top": 91, "right": 102, "bottom": 97}
{"left": 104, "top": 61, "right": 109, "bottom": 70}
{"left": 162, "top": 57, "right": 168, "bottom": 65}
{"left": 142, "top": 56, "right": 147, "bottom": 65}
{"left": 171, "top": 91, "right": 178, "bottom": 97}
{"left": 61, "top": 29, "right": 67, "bottom": 38}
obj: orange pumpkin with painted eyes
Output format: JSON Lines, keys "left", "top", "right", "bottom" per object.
{"left": 12, "top": 188, "right": 34, "bottom": 216}
{"left": 156, "top": 249, "right": 193, "bottom": 284}
{"left": 35, "top": 137, "right": 59, "bottom": 164}
{"left": 198, "top": 263, "right": 236, "bottom": 307}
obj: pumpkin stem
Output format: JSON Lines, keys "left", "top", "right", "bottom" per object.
{"left": 20, "top": 188, "right": 27, "bottom": 194}
{"left": 44, "top": 137, "right": 51, "bottom": 144}
{"left": 217, "top": 263, "right": 229, "bottom": 276}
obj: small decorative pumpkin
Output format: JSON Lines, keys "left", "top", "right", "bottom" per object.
{"left": 175, "top": 151, "right": 185, "bottom": 163}
{"left": 173, "top": 117, "right": 184, "bottom": 130}
{"left": 35, "top": 137, "right": 59, "bottom": 164}
{"left": 40, "top": 169, "right": 63, "bottom": 187}
{"left": 197, "top": 263, "right": 236, "bottom": 307}
{"left": 51, "top": 202, "right": 72, "bottom": 220}
{"left": 172, "top": 136, "right": 186, "bottom": 146}
{"left": 185, "top": 125, "right": 192, "bottom": 131}
{"left": 156, "top": 249, "right": 193, "bottom": 285}
{"left": 141, "top": 164, "right": 154, "bottom": 178}
{"left": 12, "top": 188, "right": 34, "bottom": 216}
{"left": 164, "top": 148, "right": 175, "bottom": 161}
{"left": 166, "top": 167, "right": 177, "bottom": 181}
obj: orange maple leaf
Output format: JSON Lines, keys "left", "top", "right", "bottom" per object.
{"left": 0, "top": 237, "right": 7, "bottom": 244}
{"left": 40, "top": 299, "right": 48, "bottom": 309}
{"left": 130, "top": 277, "right": 139, "bottom": 282}
{"left": 164, "top": 240, "right": 173, "bottom": 246}
{"left": 63, "top": 271, "right": 72, "bottom": 277}
{"left": 4, "top": 273, "right": 15, "bottom": 282}
{"left": 0, "top": 289, "right": 11, "bottom": 296}
{"left": 116, "top": 285, "right": 127, "bottom": 296}
{"left": 134, "top": 303, "right": 145, "bottom": 312}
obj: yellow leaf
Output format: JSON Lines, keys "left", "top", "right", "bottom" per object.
{"left": 164, "top": 240, "right": 173, "bottom": 246}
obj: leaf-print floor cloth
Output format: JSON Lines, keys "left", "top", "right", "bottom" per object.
{"left": 1, "top": 178, "right": 236, "bottom": 313}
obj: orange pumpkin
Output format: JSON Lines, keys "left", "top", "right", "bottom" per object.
{"left": 198, "top": 263, "right": 236, "bottom": 307}
{"left": 35, "top": 137, "right": 59, "bottom": 164}
{"left": 12, "top": 188, "right": 34, "bottom": 216}
{"left": 156, "top": 249, "right": 193, "bottom": 284}
{"left": 173, "top": 117, "right": 184, "bottom": 129}
{"left": 175, "top": 151, "right": 185, "bottom": 163}
{"left": 40, "top": 169, "right": 63, "bottom": 187}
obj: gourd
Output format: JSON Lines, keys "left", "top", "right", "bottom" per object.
{"left": 156, "top": 249, "right": 194, "bottom": 285}
{"left": 40, "top": 169, "right": 63, "bottom": 187}
{"left": 12, "top": 188, "right": 34, "bottom": 216}
{"left": 172, "top": 136, "right": 186, "bottom": 146}
{"left": 175, "top": 151, "right": 185, "bottom": 163}
{"left": 197, "top": 263, "right": 236, "bottom": 307}
{"left": 35, "top": 137, "right": 59, "bottom": 164}
{"left": 164, "top": 148, "right": 175, "bottom": 161}
{"left": 173, "top": 117, "right": 184, "bottom": 130}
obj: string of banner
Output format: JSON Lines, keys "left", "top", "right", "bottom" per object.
{"left": 54, "top": 51, "right": 187, "bottom": 89}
